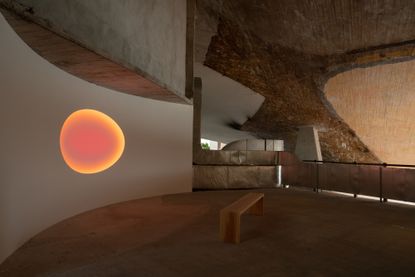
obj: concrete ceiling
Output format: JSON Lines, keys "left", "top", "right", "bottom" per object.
{"left": 2, "top": 0, "right": 415, "bottom": 162}
{"left": 0, "top": 0, "right": 189, "bottom": 104}
{"left": 326, "top": 60, "right": 415, "bottom": 164}
{"left": 196, "top": 0, "right": 415, "bottom": 162}
{"left": 207, "top": 0, "right": 415, "bottom": 56}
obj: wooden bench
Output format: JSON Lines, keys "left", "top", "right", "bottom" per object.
{"left": 220, "top": 192, "right": 264, "bottom": 243}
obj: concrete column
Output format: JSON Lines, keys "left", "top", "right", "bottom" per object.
{"left": 185, "top": 0, "right": 195, "bottom": 99}
{"left": 295, "top": 126, "right": 322, "bottom": 161}
{"left": 193, "top": 77, "right": 203, "bottom": 161}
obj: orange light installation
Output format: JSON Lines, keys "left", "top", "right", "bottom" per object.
{"left": 60, "top": 109, "right": 125, "bottom": 174}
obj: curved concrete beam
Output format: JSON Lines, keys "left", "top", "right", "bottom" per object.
{"left": 0, "top": 0, "right": 190, "bottom": 104}
{"left": 324, "top": 40, "right": 415, "bottom": 82}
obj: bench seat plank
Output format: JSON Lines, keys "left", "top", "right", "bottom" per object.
{"left": 220, "top": 192, "right": 264, "bottom": 243}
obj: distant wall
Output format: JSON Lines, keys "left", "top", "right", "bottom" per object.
{"left": 0, "top": 14, "right": 193, "bottom": 263}
{"left": 223, "top": 139, "right": 284, "bottom": 151}
{"left": 9, "top": 0, "right": 187, "bottom": 97}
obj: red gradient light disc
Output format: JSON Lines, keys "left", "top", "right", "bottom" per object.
{"left": 60, "top": 109, "right": 125, "bottom": 174}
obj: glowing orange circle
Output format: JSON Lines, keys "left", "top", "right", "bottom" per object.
{"left": 60, "top": 109, "right": 125, "bottom": 174}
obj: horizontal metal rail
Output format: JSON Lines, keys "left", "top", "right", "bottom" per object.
{"left": 303, "top": 160, "right": 415, "bottom": 169}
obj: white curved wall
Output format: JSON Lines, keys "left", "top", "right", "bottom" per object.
{"left": 0, "top": 14, "right": 193, "bottom": 263}
{"left": 194, "top": 63, "right": 264, "bottom": 143}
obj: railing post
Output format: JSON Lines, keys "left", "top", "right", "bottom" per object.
{"left": 315, "top": 160, "right": 319, "bottom": 193}
{"left": 379, "top": 165, "right": 383, "bottom": 203}
{"left": 379, "top": 163, "right": 388, "bottom": 203}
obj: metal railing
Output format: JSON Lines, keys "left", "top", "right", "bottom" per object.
{"left": 303, "top": 160, "right": 415, "bottom": 169}
{"left": 283, "top": 159, "right": 415, "bottom": 203}
{"left": 193, "top": 150, "right": 415, "bottom": 203}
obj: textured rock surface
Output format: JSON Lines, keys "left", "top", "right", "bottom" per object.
{"left": 204, "top": 0, "right": 415, "bottom": 56}
{"left": 204, "top": 19, "right": 378, "bottom": 162}
{"left": 197, "top": 0, "right": 415, "bottom": 162}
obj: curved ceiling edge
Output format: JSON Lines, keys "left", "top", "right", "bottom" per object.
{"left": 0, "top": 7, "right": 188, "bottom": 104}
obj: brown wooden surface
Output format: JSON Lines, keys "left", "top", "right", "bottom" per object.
{"left": 1, "top": 8, "right": 187, "bottom": 104}
{"left": 220, "top": 192, "right": 264, "bottom": 243}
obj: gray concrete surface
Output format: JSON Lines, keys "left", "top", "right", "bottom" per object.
{"left": 295, "top": 126, "right": 323, "bottom": 161}
{"left": 0, "top": 8, "right": 187, "bottom": 103}
{"left": 193, "top": 165, "right": 277, "bottom": 189}
{"left": 4, "top": 0, "right": 187, "bottom": 97}
{"left": 1, "top": 189, "right": 415, "bottom": 276}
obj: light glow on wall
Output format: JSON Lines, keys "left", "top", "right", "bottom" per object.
{"left": 60, "top": 109, "right": 125, "bottom": 174}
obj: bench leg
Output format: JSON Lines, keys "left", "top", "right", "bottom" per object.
{"left": 220, "top": 212, "right": 241, "bottom": 243}
{"left": 247, "top": 197, "right": 263, "bottom": 216}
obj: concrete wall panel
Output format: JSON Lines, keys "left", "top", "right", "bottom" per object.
{"left": 246, "top": 151, "right": 277, "bottom": 165}
{"left": 257, "top": 166, "right": 277, "bottom": 188}
{"left": 228, "top": 151, "right": 246, "bottom": 165}
{"left": 228, "top": 167, "right": 258, "bottom": 188}
{"left": 193, "top": 166, "right": 227, "bottom": 189}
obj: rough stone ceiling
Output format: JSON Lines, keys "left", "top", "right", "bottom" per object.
{"left": 196, "top": 0, "right": 415, "bottom": 163}
{"left": 212, "top": 0, "right": 415, "bottom": 55}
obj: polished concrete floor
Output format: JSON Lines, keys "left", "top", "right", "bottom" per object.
{"left": 1, "top": 188, "right": 415, "bottom": 276}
